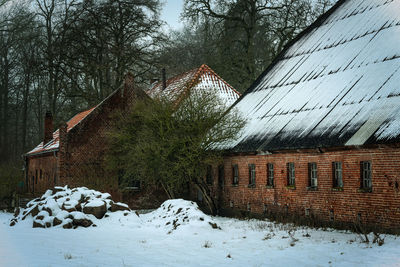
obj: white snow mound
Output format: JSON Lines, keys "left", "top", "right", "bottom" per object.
{"left": 144, "top": 199, "right": 221, "bottom": 233}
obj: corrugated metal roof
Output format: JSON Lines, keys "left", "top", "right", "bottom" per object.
{"left": 147, "top": 64, "right": 241, "bottom": 106}
{"left": 224, "top": 0, "right": 400, "bottom": 152}
{"left": 27, "top": 107, "right": 95, "bottom": 156}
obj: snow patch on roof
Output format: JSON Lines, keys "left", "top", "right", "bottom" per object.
{"left": 222, "top": 0, "right": 400, "bottom": 152}
{"left": 147, "top": 64, "right": 240, "bottom": 107}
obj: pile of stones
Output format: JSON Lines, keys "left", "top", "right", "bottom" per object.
{"left": 10, "top": 186, "right": 130, "bottom": 229}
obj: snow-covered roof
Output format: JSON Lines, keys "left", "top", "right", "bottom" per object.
{"left": 147, "top": 64, "right": 240, "bottom": 107}
{"left": 223, "top": 0, "right": 400, "bottom": 152}
{"left": 27, "top": 107, "right": 95, "bottom": 156}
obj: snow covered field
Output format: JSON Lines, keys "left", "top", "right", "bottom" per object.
{"left": 1, "top": 199, "right": 399, "bottom": 267}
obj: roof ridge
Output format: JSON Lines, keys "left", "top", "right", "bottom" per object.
{"left": 198, "top": 64, "right": 241, "bottom": 96}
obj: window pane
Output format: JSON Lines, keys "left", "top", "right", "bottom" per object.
{"left": 267, "top": 163, "right": 274, "bottom": 186}
{"left": 218, "top": 165, "right": 224, "bottom": 188}
{"left": 333, "top": 162, "right": 343, "bottom": 187}
{"left": 206, "top": 165, "right": 213, "bottom": 185}
{"left": 361, "top": 161, "right": 372, "bottom": 189}
{"left": 232, "top": 164, "right": 239, "bottom": 185}
{"left": 287, "top": 162, "right": 295, "bottom": 186}
{"left": 249, "top": 164, "right": 256, "bottom": 185}
{"left": 309, "top": 162, "right": 317, "bottom": 187}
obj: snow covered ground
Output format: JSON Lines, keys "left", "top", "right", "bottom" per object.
{"left": 1, "top": 199, "right": 399, "bottom": 267}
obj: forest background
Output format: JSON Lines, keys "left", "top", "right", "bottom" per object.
{"left": 0, "top": 0, "right": 332, "bottom": 169}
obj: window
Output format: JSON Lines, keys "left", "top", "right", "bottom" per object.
{"left": 332, "top": 162, "right": 343, "bottom": 188}
{"left": 308, "top": 162, "right": 317, "bottom": 188}
{"left": 361, "top": 161, "right": 372, "bottom": 189}
{"left": 267, "top": 163, "right": 274, "bottom": 187}
{"left": 232, "top": 164, "right": 239, "bottom": 185}
{"left": 248, "top": 164, "right": 256, "bottom": 186}
{"left": 305, "top": 208, "right": 310, "bottom": 217}
{"left": 206, "top": 165, "right": 213, "bottom": 185}
{"left": 287, "top": 162, "right": 295, "bottom": 186}
{"left": 218, "top": 165, "right": 224, "bottom": 188}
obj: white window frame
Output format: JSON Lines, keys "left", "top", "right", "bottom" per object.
{"left": 309, "top": 162, "right": 318, "bottom": 188}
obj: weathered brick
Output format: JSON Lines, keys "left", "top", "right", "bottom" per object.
{"left": 198, "top": 146, "right": 400, "bottom": 231}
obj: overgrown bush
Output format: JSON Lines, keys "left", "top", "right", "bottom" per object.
{"left": 106, "top": 91, "right": 244, "bottom": 215}
{"left": 0, "top": 161, "right": 23, "bottom": 205}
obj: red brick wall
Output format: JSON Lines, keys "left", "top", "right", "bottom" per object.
{"left": 26, "top": 154, "right": 58, "bottom": 194}
{"left": 207, "top": 146, "right": 400, "bottom": 230}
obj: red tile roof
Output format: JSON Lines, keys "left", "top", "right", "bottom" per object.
{"left": 27, "top": 107, "right": 95, "bottom": 156}
{"left": 147, "top": 64, "right": 240, "bottom": 105}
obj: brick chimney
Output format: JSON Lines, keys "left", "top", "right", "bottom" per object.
{"left": 44, "top": 111, "right": 53, "bottom": 145}
{"left": 162, "top": 68, "right": 167, "bottom": 90}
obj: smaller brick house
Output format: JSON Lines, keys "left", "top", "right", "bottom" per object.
{"left": 24, "top": 74, "right": 150, "bottom": 203}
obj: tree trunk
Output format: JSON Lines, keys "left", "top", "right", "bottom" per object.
{"left": 194, "top": 180, "right": 217, "bottom": 215}
{"left": 160, "top": 182, "right": 175, "bottom": 199}
{"left": 1, "top": 54, "right": 10, "bottom": 160}
{"left": 21, "top": 71, "right": 30, "bottom": 152}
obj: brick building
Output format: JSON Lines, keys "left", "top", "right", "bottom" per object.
{"left": 206, "top": 0, "right": 400, "bottom": 232}
{"left": 25, "top": 65, "right": 240, "bottom": 208}
{"left": 23, "top": 74, "right": 163, "bottom": 208}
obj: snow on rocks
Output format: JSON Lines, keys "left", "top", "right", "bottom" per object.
{"left": 144, "top": 199, "right": 221, "bottom": 234}
{"left": 10, "top": 195, "right": 219, "bottom": 234}
{"left": 10, "top": 186, "right": 132, "bottom": 229}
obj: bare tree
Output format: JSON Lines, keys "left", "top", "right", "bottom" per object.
{"left": 181, "top": 0, "right": 333, "bottom": 91}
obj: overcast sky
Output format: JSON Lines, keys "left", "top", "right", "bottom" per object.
{"left": 160, "top": 0, "right": 185, "bottom": 31}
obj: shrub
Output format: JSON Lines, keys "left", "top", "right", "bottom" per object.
{"left": 0, "top": 162, "right": 23, "bottom": 204}
{"left": 106, "top": 91, "right": 244, "bottom": 215}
